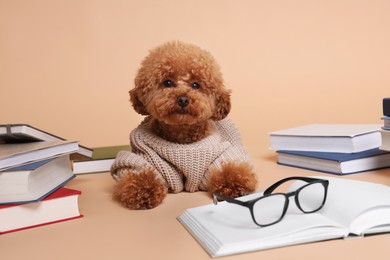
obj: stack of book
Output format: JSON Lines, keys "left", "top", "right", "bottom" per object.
{"left": 269, "top": 123, "right": 390, "bottom": 175}
{"left": 0, "top": 124, "right": 129, "bottom": 174}
{"left": 380, "top": 98, "right": 390, "bottom": 151}
{"left": 0, "top": 125, "right": 85, "bottom": 234}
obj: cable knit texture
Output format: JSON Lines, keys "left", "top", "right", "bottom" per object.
{"left": 110, "top": 117, "right": 252, "bottom": 193}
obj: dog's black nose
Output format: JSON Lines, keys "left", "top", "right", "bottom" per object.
{"left": 177, "top": 96, "right": 189, "bottom": 107}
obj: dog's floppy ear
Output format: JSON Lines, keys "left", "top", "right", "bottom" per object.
{"left": 211, "top": 88, "right": 231, "bottom": 121}
{"left": 129, "top": 87, "right": 149, "bottom": 115}
{"left": 129, "top": 67, "right": 151, "bottom": 115}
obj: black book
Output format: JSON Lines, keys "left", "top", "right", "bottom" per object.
{"left": 384, "top": 98, "right": 390, "bottom": 117}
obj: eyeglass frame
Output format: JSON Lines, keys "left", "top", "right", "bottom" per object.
{"left": 213, "top": 176, "right": 329, "bottom": 227}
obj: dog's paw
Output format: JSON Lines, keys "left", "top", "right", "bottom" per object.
{"left": 113, "top": 168, "right": 168, "bottom": 209}
{"left": 208, "top": 162, "right": 257, "bottom": 198}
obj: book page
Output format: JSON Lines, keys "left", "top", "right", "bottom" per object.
{"left": 290, "top": 177, "right": 390, "bottom": 235}
{"left": 350, "top": 207, "right": 390, "bottom": 234}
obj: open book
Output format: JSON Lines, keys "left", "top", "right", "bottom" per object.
{"left": 178, "top": 177, "right": 390, "bottom": 257}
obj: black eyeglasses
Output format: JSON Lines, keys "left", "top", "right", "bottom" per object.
{"left": 213, "top": 176, "right": 329, "bottom": 227}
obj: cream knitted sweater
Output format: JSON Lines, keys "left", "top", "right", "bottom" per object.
{"left": 110, "top": 117, "right": 252, "bottom": 193}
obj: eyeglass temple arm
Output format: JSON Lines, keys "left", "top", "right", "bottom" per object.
{"left": 213, "top": 193, "right": 246, "bottom": 206}
{"left": 263, "top": 176, "right": 321, "bottom": 195}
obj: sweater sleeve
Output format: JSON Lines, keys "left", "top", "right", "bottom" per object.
{"left": 110, "top": 150, "right": 154, "bottom": 181}
{"left": 206, "top": 119, "right": 252, "bottom": 175}
{"left": 199, "top": 119, "right": 253, "bottom": 190}
{"left": 110, "top": 125, "right": 184, "bottom": 193}
{"left": 212, "top": 118, "right": 252, "bottom": 165}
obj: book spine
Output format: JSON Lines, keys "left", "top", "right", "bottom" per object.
{"left": 384, "top": 98, "right": 390, "bottom": 117}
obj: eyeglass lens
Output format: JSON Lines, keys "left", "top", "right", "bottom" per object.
{"left": 252, "top": 194, "right": 287, "bottom": 226}
{"left": 296, "top": 182, "right": 326, "bottom": 213}
{"left": 252, "top": 182, "right": 326, "bottom": 226}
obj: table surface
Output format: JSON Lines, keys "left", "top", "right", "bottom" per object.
{"left": 1, "top": 152, "right": 390, "bottom": 260}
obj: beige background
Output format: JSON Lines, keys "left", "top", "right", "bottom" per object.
{"left": 1, "top": 1, "right": 390, "bottom": 259}
{"left": 1, "top": 0, "right": 390, "bottom": 152}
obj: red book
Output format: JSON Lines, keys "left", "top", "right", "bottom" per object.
{"left": 0, "top": 187, "right": 83, "bottom": 234}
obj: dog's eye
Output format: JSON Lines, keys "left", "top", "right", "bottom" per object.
{"left": 162, "top": 80, "right": 174, "bottom": 88}
{"left": 191, "top": 82, "right": 201, "bottom": 90}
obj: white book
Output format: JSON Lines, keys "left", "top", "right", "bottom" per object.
{"left": 0, "top": 154, "right": 75, "bottom": 204}
{"left": 0, "top": 124, "right": 92, "bottom": 159}
{"left": 72, "top": 158, "right": 114, "bottom": 174}
{"left": 0, "top": 140, "right": 79, "bottom": 170}
{"left": 269, "top": 124, "right": 382, "bottom": 153}
{"left": 178, "top": 177, "right": 390, "bottom": 257}
{"left": 0, "top": 187, "right": 82, "bottom": 234}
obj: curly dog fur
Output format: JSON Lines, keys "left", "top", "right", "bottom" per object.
{"left": 113, "top": 41, "right": 257, "bottom": 209}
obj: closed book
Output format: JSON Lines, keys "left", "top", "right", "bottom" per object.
{"left": 0, "top": 187, "right": 82, "bottom": 234}
{"left": 382, "top": 116, "right": 390, "bottom": 130}
{"left": 0, "top": 124, "right": 93, "bottom": 160}
{"left": 72, "top": 144, "right": 130, "bottom": 174}
{"left": 277, "top": 148, "right": 390, "bottom": 174}
{"left": 383, "top": 98, "right": 390, "bottom": 117}
{"left": 0, "top": 140, "right": 79, "bottom": 170}
{"left": 380, "top": 129, "right": 390, "bottom": 151}
{"left": 269, "top": 124, "right": 381, "bottom": 153}
{"left": 72, "top": 158, "right": 115, "bottom": 174}
{"left": 178, "top": 177, "right": 390, "bottom": 257}
{"left": 91, "top": 145, "right": 131, "bottom": 160}
{"left": 0, "top": 154, "right": 75, "bottom": 204}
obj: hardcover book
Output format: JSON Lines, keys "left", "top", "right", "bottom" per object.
{"left": 0, "top": 140, "right": 79, "bottom": 170}
{"left": 380, "top": 129, "right": 390, "bottom": 152}
{"left": 269, "top": 124, "right": 381, "bottom": 153}
{"left": 91, "top": 145, "right": 131, "bottom": 160}
{"left": 384, "top": 98, "right": 390, "bottom": 117}
{"left": 0, "top": 154, "right": 75, "bottom": 204}
{"left": 277, "top": 148, "right": 390, "bottom": 174}
{"left": 382, "top": 116, "right": 390, "bottom": 130}
{"left": 0, "top": 187, "right": 82, "bottom": 234}
{"left": 0, "top": 124, "right": 92, "bottom": 160}
{"left": 72, "top": 158, "right": 115, "bottom": 174}
{"left": 178, "top": 177, "right": 390, "bottom": 257}
{"left": 72, "top": 144, "right": 130, "bottom": 174}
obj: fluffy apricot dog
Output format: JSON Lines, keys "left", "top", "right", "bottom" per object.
{"left": 110, "top": 41, "right": 257, "bottom": 209}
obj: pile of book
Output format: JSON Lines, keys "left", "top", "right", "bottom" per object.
{"left": 269, "top": 122, "right": 390, "bottom": 175}
{"left": 0, "top": 124, "right": 86, "bottom": 234}
{"left": 380, "top": 97, "right": 390, "bottom": 152}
